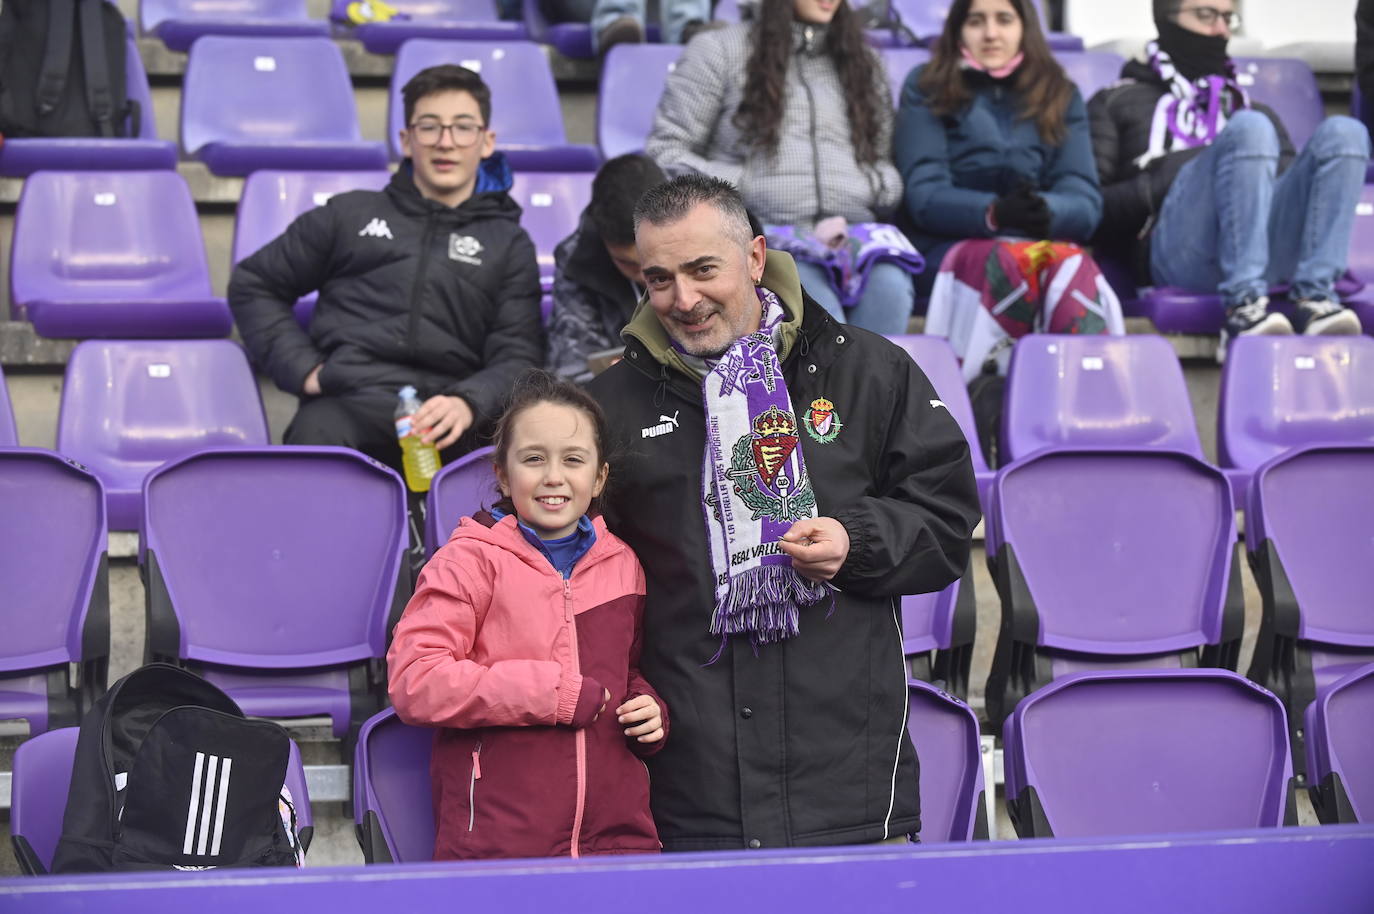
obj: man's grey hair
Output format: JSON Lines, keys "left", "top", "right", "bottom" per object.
{"left": 633, "top": 174, "right": 755, "bottom": 248}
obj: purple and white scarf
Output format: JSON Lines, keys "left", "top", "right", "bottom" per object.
{"left": 701, "top": 288, "right": 827, "bottom": 651}
{"left": 765, "top": 222, "right": 925, "bottom": 309}
{"left": 1135, "top": 42, "right": 1249, "bottom": 170}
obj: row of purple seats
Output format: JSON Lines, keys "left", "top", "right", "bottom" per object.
{"left": 140, "top": 0, "right": 526, "bottom": 53}
{"left": 353, "top": 676, "right": 985, "bottom": 862}
{"left": 352, "top": 666, "right": 1350, "bottom": 859}
{"left": 984, "top": 439, "right": 1374, "bottom": 780}
{"left": 0, "top": 445, "right": 408, "bottom": 742}
{"left": 9, "top": 166, "right": 589, "bottom": 339}
{"left": 9, "top": 729, "right": 315, "bottom": 875}
{"left": 999, "top": 334, "right": 1374, "bottom": 502}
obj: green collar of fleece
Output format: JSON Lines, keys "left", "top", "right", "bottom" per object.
{"left": 622, "top": 250, "right": 806, "bottom": 380}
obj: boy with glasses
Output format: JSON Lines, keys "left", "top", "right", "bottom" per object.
{"left": 229, "top": 65, "right": 542, "bottom": 470}
{"left": 1088, "top": 0, "right": 1369, "bottom": 357}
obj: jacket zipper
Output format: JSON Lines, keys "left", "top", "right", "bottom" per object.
{"left": 468, "top": 739, "right": 482, "bottom": 832}
{"left": 565, "top": 578, "right": 588, "bottom": 858}
{"left": 800, "top": 30, "right": 825, "bottom": 225}
{"left": 405, "top": 214, "right": 437, "bottom": 352}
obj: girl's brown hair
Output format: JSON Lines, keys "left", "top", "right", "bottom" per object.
{"left": 490, "top": 370, "right": 613, "bottom": 517}
{"left": 917, "top": 0, "right": 1075, "bottom": 146}
{"left": 733, "top": 0, "right": 887, "bottom": 166}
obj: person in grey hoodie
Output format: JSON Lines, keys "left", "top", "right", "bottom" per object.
{"left": 646, "top": 0, "right": 915, "bottom": 336}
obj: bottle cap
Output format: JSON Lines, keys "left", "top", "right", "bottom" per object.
{"left": 399, "top": 385, "right": 417, "bottom": 399}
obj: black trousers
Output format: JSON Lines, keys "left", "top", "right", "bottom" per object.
{"left": 284, "top": 389, "right": 481, "bottom": 475}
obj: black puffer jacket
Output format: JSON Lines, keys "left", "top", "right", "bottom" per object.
{"left": 587, "top": 252, "right": 980, "bottom": 850}
{"left": 546, "top": 212, "right": 641, "bottom": 384}
{"left": 1088, "top": 59, "right": 1294, "bottom": 276}
{"left": 228, "top": 157, "right": 543, "bottom": 424}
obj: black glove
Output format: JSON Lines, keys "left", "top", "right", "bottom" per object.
{"left": 991, "top": 182, "right": 1051, "bottom": 239}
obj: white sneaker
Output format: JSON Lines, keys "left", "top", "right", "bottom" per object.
{"left": 1296, "top": 298, "right": 1362, "bottom": 336}
{"left": 1218, "top": 296, "right": 1293, "bottom": 364}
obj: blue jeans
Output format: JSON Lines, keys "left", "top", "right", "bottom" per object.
{"left": 591, "top": 0, "right": 709, "bottom": 46}
{"left": 1151, "top": 111, "right": 1371, "bottom": 308}
{"left": 795, "top": 260, "right": 915, "bottom": 336}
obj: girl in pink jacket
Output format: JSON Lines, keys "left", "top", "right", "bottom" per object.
{"left": 387, "top": 372, "right": 666, "bottom": 860}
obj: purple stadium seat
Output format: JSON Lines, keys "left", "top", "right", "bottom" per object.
{"left": 1003, "top": 669, "right": 1294, "bottom": 838}
{"left": 1217, "top": 335, "right": 1374, "bottom": 478}
{"left": 886, "top": 336, "right": 985, "bottom": 697}
{"left": 10, "top": 171, "right": 231, "bottom": 339}
{"left": 886, "top": 334, "right": 991, "bottom": 493}
{"left": 984, "top": 447, "right": 1242, "bottom": 728}
{"left": 1342, "top": 184, "right": 1374, "bottom": 332}
{"left": 597, "top": 44, "right": 681, "bottom": 160}
{"left": 1002, "top": 335, "right": 1203, "bottom": 460}
{"left": 1304, "top": 662, "right": 1374, "bottom": 824}
{"left": 331, "top": 0, "right": 527, "bottom": 54}
{"left": 879, "top": 47, "right": 931, "bottom": 104}
{"left": 1000, "top": 335, "right": 1246, "bottom": 499}
{"left": 10, "top": 726, "right": 313, "bottom": 874}
{"left": 390, "top": 40, "right": 599, "bottom": 172}
{"left": 0, "top": 27, "right": 176, "bottom": 177}
{"left": 354, "top": 707, "right": 436, "bottom": 863}
{"left": 907, "top": 679, "right": 986, "bottom": 842}
{"left": 508, "top": 172, "right": 592, "bottom": 293}
{"left": 1233, "top": 57, "right": 1324, "bottom": 152}
{"left": 233, "top": 169, "right": 394, "bottom": 328}
{"left": 182, "top": 36, "right": 388, "bottom": 176}
{"left": 424, "top": 445, "right": 498, "bottom": 553}
{"left": 1056, "top": 50, "right": 1125, "bottom": 102}
{"left": 8, "top": 727, "right": 78, "bottom": 875}
{"left": 889, "top": 0, "right": 1081, "bottom": 50}
{"left": 0, "top": 450, "right": 108, "bottom": 737}
{"left": 1245, "top": 443, "right": 1374, "bottom": 781}
{"left": 0, "top": 367, "right": 17, "bottom": 446}
{"left": 141, "top": 447, "right": 408, "bottom": 740}
{"left": 56, "top": 340, "right": 270, "bottom": 531}
{"left": 140, "top": 0, "right": 328, "bottom": 52}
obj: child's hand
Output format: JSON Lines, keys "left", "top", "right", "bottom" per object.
{"left": 615, "top": 695, "right": 664, "bottom": 743}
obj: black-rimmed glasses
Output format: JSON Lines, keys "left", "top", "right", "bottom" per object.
{"left": 409, "top": 119, "right": 486, "bottom": 148}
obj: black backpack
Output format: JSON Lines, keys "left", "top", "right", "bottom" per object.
{"left": 0, "top": 0, "right": 136, "bottom": 139}
{"left": 50, "top": 664, "right": 302, "bottom": 873}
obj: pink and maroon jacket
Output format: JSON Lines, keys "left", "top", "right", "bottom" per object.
{"left": 387, "top": 512, "right": 667, "bottom": 860}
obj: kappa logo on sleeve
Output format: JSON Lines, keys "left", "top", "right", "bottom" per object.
{"left": 357, "top": 217, "right": 393, "bottom": 239}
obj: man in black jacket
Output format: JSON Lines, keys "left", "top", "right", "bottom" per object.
{"left": 1089, "top": 0, "right": 1367, "bottom": 353}
{"left": 588, "top": 175, "right": 980, "bottom": 850}
{"left": 229, "top": 65, "right": 543, "bottom": 469}
{"left": 547, "top": 153, "right": 664, "bottom": 383}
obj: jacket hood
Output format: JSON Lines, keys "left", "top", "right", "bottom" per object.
{"left": 620, "top": 249, "right": 807, "bottom": 379}
{"left": 1121, "top": 57, "right": 1166, "bottom": 85}
{"left": 451, "top": 512, "right": 622, "bottom": 573}
{"left": 386, "top": 152, "right": 522, "bottom": 223}
{"left": 562, "top": 211, "right": 642, "bottom": 312}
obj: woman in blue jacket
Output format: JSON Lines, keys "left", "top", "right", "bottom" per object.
{"left": 894, "top": 0, "right": 1118, "bottom": 378}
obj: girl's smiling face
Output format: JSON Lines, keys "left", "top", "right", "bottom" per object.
{"left": 496, "top": 401, "right": 608, "bottom": 540}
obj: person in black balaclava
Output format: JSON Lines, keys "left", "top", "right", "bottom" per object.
{"left": 1088, "top": 0, "right": 1369, "bottom": 359}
